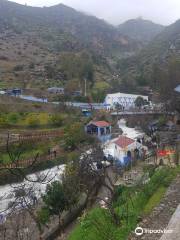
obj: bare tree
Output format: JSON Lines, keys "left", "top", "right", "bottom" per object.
{"left": 0, "top": 134, "right": 58, "bottom": 239}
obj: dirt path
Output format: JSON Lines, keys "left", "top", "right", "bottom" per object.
{"left": 129, "top": 174, "right": 180, "bottom": 240}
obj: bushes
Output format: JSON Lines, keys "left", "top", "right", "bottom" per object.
{"left": 68, "top": 166, "right": 180, "bottom": 240}
{"left": 7, "top": 112, "right": 20, "bottom": 124}
{"left": 0, "top": 115, "right": 9, "bottom": 127}
{"left": 91, "top": 81, "right": 110, "bottom": 102}
{"left": 50, "top": 114, "right": 65, "bottom": 127}
{"left": 37, "top": 207, "right": 50, "bottom": 225}
{"left": 142, "top": 167, "right": 176, "bottom": 198}
{"left": 69, "top": 208, "right": 119, "bottom": 240}
{"left": 143, "top": 186, "right": 166, "bottom": 215}
{"left": 64, "top": 123, "right": 86, "bottom": 150}
{"left": 0, "top": 112, "right": 73, "bottom": 129}
{"left": 27, "top": 114, "right": 40, "bottom": 128}
{"left": 114, "top": 167, "right": 180, "bottom": 239}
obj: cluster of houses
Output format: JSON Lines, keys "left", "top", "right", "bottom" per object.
{"left": 47, "top": 87, "right": 82, "bottom": 97}
{"left": 0, "top": 88, "right": 22, "bottom": 96}
{"left": 85, "top": 119, "right": 147, "bottom": 167}
{"left": 59, "top": 90, "right": 155, "bottom": 166}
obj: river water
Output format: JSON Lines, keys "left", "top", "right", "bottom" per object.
{"left": 0, "top": 165, "right": 65, "bottom": 218}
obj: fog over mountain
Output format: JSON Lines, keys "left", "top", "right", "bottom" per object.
{"left": 11, "top": 0, "right": 180, "bottom": 25}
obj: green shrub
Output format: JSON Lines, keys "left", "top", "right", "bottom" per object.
{"left": 26, "top": 115, "right": 40, "bottom": 127}
{"left": 143, "top": 186, "right": 166, "bottom": 215}
{"left": 8, "top": 112, "right": 20, "bottom": 124}
{"left": 50, "top": 114, "right": 64, "bottom": 127}
{"left": 37, "top": 207, "right": 50, "bottom": 225}
{"left": 69, "top": 166, "right": 180, "bottom": 240}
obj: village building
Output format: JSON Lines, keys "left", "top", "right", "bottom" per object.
{"left": 4, "top": 88, "right": 22, "bottom": 96}
{"left": 104, "top": 135, "right": 144, "bottom": 166}
{"left": 85, "top": 121, "right": 112, "bottom": 142}
{"left": 104, "top": 92, "right": 149, "bottom": 110}
{"left": 174, "top": 85, "right": 180, "bottom": 93}
{"left": 12, "top": 88, "right": 22, "bottom": 96}
{"left": 72, "top": 90, "right": 82, "bottom": 96}
{"left": 47, "top": 87, "right": 64, "bottom": 94}
{"left": 82, "top": 108, "right": 92, "bottom": 117}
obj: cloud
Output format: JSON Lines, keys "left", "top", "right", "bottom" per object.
{"left": 10, "top": 0, "right": 180, "bottom": 25}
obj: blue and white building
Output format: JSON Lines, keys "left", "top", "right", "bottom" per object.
{"left": 104, "top": 92, "right": 149, "bottom": 110}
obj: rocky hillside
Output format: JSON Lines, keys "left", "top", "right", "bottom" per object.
{"left": 116, "top": 19, "right": 180, "bottom": 92}
{"left": 0, "top": 1, "right": 141, "bottom": 55}
{"left": 0, "top": 0, "right": 142, "bottom": 91}
{"left": 118, "top": 18, "right": 164, "bottom": 43}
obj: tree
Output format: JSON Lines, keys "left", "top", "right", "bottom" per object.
{"left": 64, "top": 122, "right": 86, "bottom": 150}
{"left": 37, "top": 207, "right": 50, "bottom": 226}
{"left": 135, "top": 96, "right": 145, "bottom": 108}
{"left": 50, "top": 114, "right": 64, "bottom": 127}
{"left": 0, "top": 135, "right": 55, "bottom": 239}
{"left": 42, "top": 181, "right": 67, "bottom": 225}
{"left": 91, "top": 82, "right": 110, "bottom": 103}
{"left": 114, "top": 103, "right": 123, "bottom": 113}
{"left": 44, "top": 64, "right": 56, "bottom": 79}
{"left": 62, "top": 163, "right": 81, "bottom": 210}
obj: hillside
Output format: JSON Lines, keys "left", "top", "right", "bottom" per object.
{"left": 118, "top": 18, "right": 164, "bottom": 43}
{"left": 0, "top": 0, "right": 143, "bottom": 92}
{"left": 116, "top": 19, "right": 180, "bottom": 93}
{"left": 0, "top": 1, "right": 140, "bottom": 55}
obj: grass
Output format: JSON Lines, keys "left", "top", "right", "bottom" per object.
{"left": 68, "top": 208, "right": 119, "bottom": 240}
{"left": 0, "top": 149, "right": 43, "bottom": 164}
{"left": 68, "top": 166, "right": 180, "bottom": 240}
{"left": 0, "top": 139, "right": 60, "bottom": 164}
{"left": 143, "top": 186, "right": 166, "bottom": 215}
{"left": 0, "top": 112, "right": 68, "bottom": 129}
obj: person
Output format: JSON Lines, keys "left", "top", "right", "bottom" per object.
{"left": 54, "top": 150, "right": 57, "bottom": 158}
{"left": 48, "top": 148, "right": 51, "bottom": 155}
{"left": 0, "top": 214, "right": 6, "bottom": 224}
{"left": 33, "top": 195, "right": 38, "bottom": 206}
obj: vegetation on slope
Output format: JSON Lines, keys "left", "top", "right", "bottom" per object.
{"left": 0, "top": 0, "right": 141, "bottom": 92}
{"left": 68, "top": 166, "right": 180, "bottom": 240}
{"left": 118, "top": 18, "right": 164, "bottom": 43}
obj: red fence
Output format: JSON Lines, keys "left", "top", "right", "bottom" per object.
{"left": 0, "top": 130, "right": 64, "bottom": 148}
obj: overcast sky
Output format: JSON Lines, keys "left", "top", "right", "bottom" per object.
{"left": 10, "top": 0, "right": 180, "bottom": 26}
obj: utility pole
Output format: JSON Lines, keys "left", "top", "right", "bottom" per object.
{"left": 84, "top": 78, "right": 87, "bottom": 97}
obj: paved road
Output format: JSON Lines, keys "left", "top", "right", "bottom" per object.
{"left": 159, "top": 204, "right": 180, "bottom": 240}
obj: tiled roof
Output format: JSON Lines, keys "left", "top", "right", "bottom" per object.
{"left": 90, "top": 121, "right": 111, "bottom": 127}
{"left": 114, "top": 136, "right": 135, "bottom": 148}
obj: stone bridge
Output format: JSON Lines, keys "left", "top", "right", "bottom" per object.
{"left": 111, "top": 110, "right": 175, "bottom": 123}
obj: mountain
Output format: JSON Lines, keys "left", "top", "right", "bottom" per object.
{"left": 118, "top": 18, "right": 165, "bottom": 43}
{"left": 0, "top": 1, "right": 140, "bottom": 56}
{"left": 0, "top": 0, "right": 142, "bottom": 91}
{"left": 116, "top": 19, "right": 180, "bottom": 92}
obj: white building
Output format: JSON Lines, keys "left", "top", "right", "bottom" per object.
{"left": 48, "top": 87, "right": 64, "bottom": 94}
{"left": 103, "top": 119, "right": 148, "bottom": 165}
{"left": 104, "top": 92, "right": 149, "bottom": 110}
{"left": 104, "top": 135, "right": 143, "bottom": 165}
{"left": 114, "top": 136, "right": 142, "bottom": 164}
